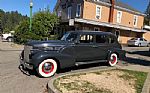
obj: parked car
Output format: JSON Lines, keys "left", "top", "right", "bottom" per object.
{"left": 127, "top": 38, "right": 149, "bottom": 47}
{"left": 20, "top": 31, "right": 126, "bottom": 77}
{"left": 1, "top": 33, "right": 13, "bottom": 42}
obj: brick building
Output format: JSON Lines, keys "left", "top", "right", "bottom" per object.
{"left": 55, "top": 0, "right": 150, "bottom": 44}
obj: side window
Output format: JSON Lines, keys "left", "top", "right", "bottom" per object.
{"left": 140, "top": 38, "right": 143, "bottom": 41}
{"left": 79, "top": 34, "right": 93, "bottom": 43}
{"left": 96, "top": 35, "right": 108, "bottom": 43}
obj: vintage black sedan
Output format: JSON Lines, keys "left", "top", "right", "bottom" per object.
{"left": 20, "top": 31, "right": 126, "bottom": 77}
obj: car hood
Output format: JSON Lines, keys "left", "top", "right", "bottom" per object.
{"left": 26, "top": 40, "right": 72, "bottom": 47}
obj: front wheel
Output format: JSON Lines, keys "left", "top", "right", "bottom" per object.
{"left": 108, "top": 53, "right": 118, "bottom": 66}
{"left": 7, "top": 37, "right": 12, "bottom": 42}
{"left": 37, "top": 59, "right": 57, "bottom": 78}
{"left": 138, "top": 43, "right": 141, "bottom": 47}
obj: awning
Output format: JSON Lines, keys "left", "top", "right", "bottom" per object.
{"left": 74, "top": 18, "right": 148, "bottom": 33}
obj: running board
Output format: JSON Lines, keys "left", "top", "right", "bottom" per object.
{"left": 75, "top": 60, "right": 107, "bottom": 66}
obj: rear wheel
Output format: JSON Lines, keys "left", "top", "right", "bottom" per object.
{"left": 108, "top": 53, "right": 118, "bottom": 66}
{"left": 37, "top": 59, "right": 57, "bottom": 78}
{"left": 147, "top": 44, "right": 149, "bottom": 47}
{"left": 138, "top": 43, "right": 141, "bottom": 47}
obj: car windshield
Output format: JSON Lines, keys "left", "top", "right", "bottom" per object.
{"left": 130, "top": 38, "right": 138, "bottom": 40}
{"left": 61, "top": 33, "right": 77, "bottom": 41}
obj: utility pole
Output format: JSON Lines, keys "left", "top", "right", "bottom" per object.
{"left": 29, "top": 0, "right": 33, "bottom": 31}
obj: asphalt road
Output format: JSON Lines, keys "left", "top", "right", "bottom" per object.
{"left": 0, "top": 40, "right": 150, "bottom": 93}
{"left": 0, "top": 41, "right": 49, "bottom": 93}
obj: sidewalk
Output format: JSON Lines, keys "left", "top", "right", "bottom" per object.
{"left": 0, "top": 41, "right": 23, "bottom": 51}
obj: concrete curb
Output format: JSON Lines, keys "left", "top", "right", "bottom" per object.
{"left": 48, "top": 67, "right": 116, "bottom": 93}
{"left": 141, "top": 72, "right": 150, "bottom": 93}
{"left": 48, "top": 66, "right": 150, "bottom": 93}
{"left": 48, "top": 77, "right": 61, "bottom": 93}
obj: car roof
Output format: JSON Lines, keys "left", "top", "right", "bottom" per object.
{"left": 131, "top": 37, "right": 143, "bottom": 39}
{"left": 68, "top": 30, "right": 114, "bottom": 35}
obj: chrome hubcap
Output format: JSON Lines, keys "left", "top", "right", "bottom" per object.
{"left": 110, "top": 55, "right": 116, "bottom": 64}
{"left": 43, "top": 63, "right": 52, "bottom": 72}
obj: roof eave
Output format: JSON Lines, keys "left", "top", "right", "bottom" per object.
{"left": 89, "top": 0, "right": 145, "bottom": 16}
{"left": 74, "top": 18, "right": 148, "bottom": 33}
{"left": 115, "top": 5, "right": 145, "bottom": 16}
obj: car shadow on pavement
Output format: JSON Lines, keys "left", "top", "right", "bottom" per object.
{"left": 126, "top": 57, "right": 150, "bottom": 66}
{"left": 127, "top": 51, "right": 150, "bottom": 57}
{"left": 57, "top": 62, "right": 108, "bottom": 74}
{"left": 18, "top": 65, "right": 39, "bottom": 77}
{"left": 18, "top": 63, "right": 109, "bottom": 78}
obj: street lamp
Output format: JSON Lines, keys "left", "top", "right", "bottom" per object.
{"left": 29, "top": 0, "right": 33, "bottom": 31}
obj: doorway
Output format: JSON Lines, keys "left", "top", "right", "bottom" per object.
{"left": 115, "top": 30, "right": 120, "bottom": 41}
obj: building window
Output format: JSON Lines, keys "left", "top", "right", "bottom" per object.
{"left": 96, "top": 5, "right": 102, "bottom": 19}
{"left": 115, "top": 30, "right": 120, "bottom": 41}
{"left": 117, "top": 11, "right": 122, "bottom": 23}
{"left": 57, "top": 11, "right": 62, "bottom": 17}
{"left": 133, "top": 15, "right": 138, "bottom": 27}
{"left": 76, "top": 4, "right": 81, "bottom": 17}
{"left": 68, "top": 7, "right": 72, "bottom": 19}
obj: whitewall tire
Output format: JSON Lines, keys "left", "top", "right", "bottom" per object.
{"left": 108, "top": 53, "right": 118, "bottom": 66}
{"left": 37, "top": 59, "right": 57, "bottom": 78}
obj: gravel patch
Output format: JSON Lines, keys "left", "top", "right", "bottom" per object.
{"left": 54, "top": 70, "right": 140, "bottom": 93}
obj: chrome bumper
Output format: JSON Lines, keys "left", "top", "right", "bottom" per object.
{"left": 20, "top": 55, "right": 33, "bottom": 70}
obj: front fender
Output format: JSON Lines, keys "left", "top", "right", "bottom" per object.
{"left": 31, "top": 51, "right": 75, "bottom": 69}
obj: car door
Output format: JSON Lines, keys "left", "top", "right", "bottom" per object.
{"left": 74, "top": 34, "right": 101, "bottom": 62}
{"left": 143, "top": 38, "right": 148, "bottom": 46}
{"left": 94, "top": 34, "right": 111, "bottom": 60}
{"left": 140, "top": 38, "right": 147, "bottom": 46}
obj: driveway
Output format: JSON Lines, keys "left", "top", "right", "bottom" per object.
{"left": 123, "top": 46, "right": 150, "bottom": 66}
{"left": 0, "top": 41, "right": 49, "bottom": 93}
{"left": 0, "top": 41, "right": 150, "bottom": 93}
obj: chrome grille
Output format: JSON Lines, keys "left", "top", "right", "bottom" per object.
{"left": 24, "top": 45, "right": 32, "bottom": 63}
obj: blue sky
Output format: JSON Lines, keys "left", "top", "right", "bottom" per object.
{"left": 0, "top": 0, "right": 149, "bottom": 16}
{"left": 120, "top": 0, "right": 149, "bottom": 13}
{"left": 0, "top": 0, "right": 57, "bottom": 16}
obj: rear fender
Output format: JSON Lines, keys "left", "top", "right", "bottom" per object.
{"left": 107, "top": 48, "right": 126, "bottom": 60}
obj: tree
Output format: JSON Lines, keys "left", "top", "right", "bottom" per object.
{"left": 0, "top": 20, "right": 2, "bottom": 33}
{"left": 14, "top": 9, "right": 59, "bottom": 44}
{"left": 0, "top": 9, "right": 28, "bottom": 33}
{"left": 32, "top": 10, "right": 59, "bottom": 37}
{"left": 14, "top": 20, "right": 44, "bottom": 43}
{"left": 145, "top": 1, "right": 150, "bottom": 25}
{"left": 0, "top": 9, "right": 4, "bottom": 32}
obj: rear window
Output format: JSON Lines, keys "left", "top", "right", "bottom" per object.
{"left": 108, "top": 36, "right": 116, "bottom": 43}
